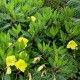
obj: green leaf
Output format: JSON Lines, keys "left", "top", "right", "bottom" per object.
{"left": 0, "top": 23, "right": 11, "bottom": 31}
{"left": 48, "top": 57, "right": 54, "bottom": 67}
{"left": 17, "top": 24, "right": 21, "bottom": 34}
{"left": 43, "top": 42, "right": 46, "bottom": 51}
{"left": 37, "top": 43, "right": 42, "bottom": 52}
{"left": 60, "top": 30, "right": 68, "bottom": 42}
{"left": 19, "top": 75, "right": 24, "bottom": 80}
{"left": 50, "top": 27, "right": 58, "bottom": 37}
{"left": 53, "top": 10, "right": 57, "bottom": 19}
{"left": 57, "top": 74, "right": 67, "bottom": 80}
{"left": 53, "top": 42, "right": 57, "bottom": 52}
{"left": 56, "top": 46, "right": 66, "bottom": 54}
{"left": 4, "top": 75, "right": 11, "bottom": 80}
{"left": 55, "top": 53, "right": 58, "bottom": 63}
{"left": 0, "top": 48, "right": 5, "bottom": 62}
{"left": 9, "top": 24, "right": 21, "bottom": 37}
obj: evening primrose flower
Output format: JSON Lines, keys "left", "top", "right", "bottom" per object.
{"left": 15, "top": 59, "right": 27, "bottom": 72}
{"left": 67, "top": 40, "right": 78, "bottom": 50}
{"left": 17, "top": 37, "right": 28, "bottom": 47}
{"left": 31, "top": 16, "right": 36, "bottom": 22}
{"left": 6, "top": 66, "right": 11, "bottom": 74}
{"left": 8, "top": 43, "right": 12, "bottom": 47}
{"left": 6, "top": 55, "right": 16, "bottom": 67}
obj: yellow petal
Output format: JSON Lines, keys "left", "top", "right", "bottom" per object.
{"left": 67, "top": 44, "right": 70, "bottom": 48}
{"left": 71, "top": 46, "right": 76, "bottom": 50}
{"left": 67, "top": 40, "right": 78, "bottom": 50}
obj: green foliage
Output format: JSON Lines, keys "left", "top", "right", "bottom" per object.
{"left": 0, "top": 0, "right": 80, "bottom": 80}
{"left": 4, "top": 75, "right": 11, "bottom": 80}
{"left": 44, "top": 0, "right": 68, "bottom": 9}
{"left": 0, "top": 0, "right": 43, "bottom": 31}
{"left": 67, "top": 0, "right": 80, "bottom": 18}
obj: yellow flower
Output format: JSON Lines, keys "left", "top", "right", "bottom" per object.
{"left": 67, "top": 40, "right": 78, "bottom": 50}
{"left": 17, "top": 37, "right": 28, "bottom": 47}
{"left": 6, "top": 55, "right": 16, "bottom": 67}
{"left": 6, "top": 67, "right": 11, "bottom": 74}
{"left": 8, "top": 43, "right": 12, "bottom": 47}
{"left": 15, "top": 59, "right": 27, "bottom": 72}
{"left": 31, "top": 16, "right": 36, "bottom": 22}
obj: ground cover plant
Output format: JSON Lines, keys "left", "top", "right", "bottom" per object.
{"left": 0, "top": 0, "right": 80, "bottom": 80}
{"left": 67, "top": 0, "right": 80, "bottom": 18}
{"left": 44, "top": 0, "right": 68, "bottom": 9}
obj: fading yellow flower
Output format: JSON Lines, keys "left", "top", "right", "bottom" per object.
{"left": 41, "top": 70, "right": 46, "bottom": 77}
{"left": 28, "top": 72, "right": 32, "bottom": 80}
{"left": 6, "top": 55, "right": 16, "bottom": 67}
{"left": 67, "top": 40, "right": 78, "bottom": 50}
{"left": 37, "top": 64, "right": 45, "bottom": 72}
{"left": 32, "top": 56, "right": 41, "bottom": 64}
{"left": 15, "top": 59, "right": 27, "bottom": 72}
{"left": 6, "top": 67, "right": 11, "bottom": 74}
{"left": 17, "top": 37, "right": 28, "bottom": 47}
{"left": 31, "top": 16, "right": 36, "bottom": 22}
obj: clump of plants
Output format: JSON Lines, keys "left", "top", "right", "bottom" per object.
{"left": 44, "top": 0, "right": 68, "bottom": 9}
{"left": 0, "top": 0, "right": 80, "bottom": 80}
{"left": 67, "top": 0, "right": 80, "bottom": 18}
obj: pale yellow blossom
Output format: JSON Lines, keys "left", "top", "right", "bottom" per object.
{"left": 15, "top": 59, "right": 27, "bottom": 72}
{"left": 17, "top": 37, "right": 28, "bottom": 47}
{"left": 6, "top": 55, "right": 16, "bottom": 67}
{"left": 8, "top": 43, "right": 12, "bottom": 47}
{"left": 31, "top": 16, "right": 36, "bottom": 22}
{"left": 67, "top": 40, "right": 78, "bottom": 50}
